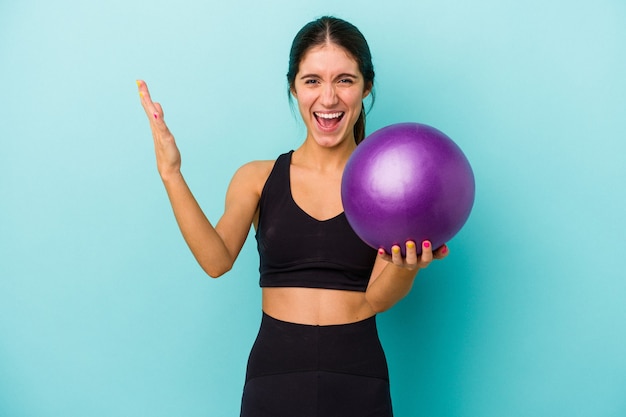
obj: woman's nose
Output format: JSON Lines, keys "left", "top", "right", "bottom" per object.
{"left": 320, "top": 83, "right": 339, "bottom": 106}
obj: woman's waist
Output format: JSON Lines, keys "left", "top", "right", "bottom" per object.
{"left": 262, "top": 287, "right": 376, "bottom": 326}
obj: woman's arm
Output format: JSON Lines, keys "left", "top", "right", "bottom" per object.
{"left": 137, "top": 80, "right": 266, "bottom": 277}
{"left": 160, "top": 164, "right": 265, "bottom": 277}
{"left": 365, "top": 241, "right": 448, "bottom": 313}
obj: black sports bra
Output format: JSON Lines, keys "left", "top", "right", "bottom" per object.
{"left": 255, "top": 151, "right": 377, "bottom": 292}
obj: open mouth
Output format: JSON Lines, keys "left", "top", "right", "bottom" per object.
{"left": 314, "top": 111, "right": 345, "bottom": 130}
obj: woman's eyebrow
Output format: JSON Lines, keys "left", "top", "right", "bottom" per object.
{"left": 299, "top": 72, "right": 359, "bottom": 80}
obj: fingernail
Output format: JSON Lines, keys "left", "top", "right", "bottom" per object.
{"left": 423, "top": 241, "right": 431, "bottom": 248}
{"left": 153, "top": 112, "right": 158, "bottom": 119}
{"left": 392, "top": 246, "right": 400, "bottom": 254}
{"left": 139, "top": 91, "right": 144, "bottom": 97}
{"left": 406, "top": 241, "right": 415, "bottom": 249}
{"left": 441, "top": 245, "right": 448, "bottom": 254}
{"left": 378, "top": 248, "right": 385, "bottom": 255}
{"left": 136, "top": 80, "right": 141, "bottom": 88}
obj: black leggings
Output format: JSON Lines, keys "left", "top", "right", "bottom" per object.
{"left": 240, "top": 312, "right": 393, "bottom": 417}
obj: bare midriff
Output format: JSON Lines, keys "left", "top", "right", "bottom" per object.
{"left": 262, "top": 287, "right": 376, "bottom": 326}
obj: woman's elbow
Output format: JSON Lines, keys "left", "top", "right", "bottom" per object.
{"left": 201, "top": 260, "right": 233, "bottom": 278}
{"left": 365, "top": 296, "right": 393, "bottom": 315}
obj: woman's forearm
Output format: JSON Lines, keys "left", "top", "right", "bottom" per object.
{"left": 161, "top": 172, "right": 234, "bottom": 277}
{"left": 365, "top": 264, "right": 419, "bottom": 313}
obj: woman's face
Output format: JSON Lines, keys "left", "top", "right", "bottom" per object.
{"left": 292, "top": 43, "right": 371, "bottom": 148}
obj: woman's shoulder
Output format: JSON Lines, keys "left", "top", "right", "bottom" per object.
{"left": 235, "top": 151, "right": 291, "bottom": 180}
{"left": 235, "top": 159, "right": 276, "bottom": 180}
{"left": 229, "top": 154, "right": 287, "bottom": 196}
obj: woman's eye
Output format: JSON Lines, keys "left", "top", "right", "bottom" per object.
{"left": 339, "top": 78, "right": 354, "bottom": 84}
{"left": 304, "top": 79, "right": 318, "bottom": 85}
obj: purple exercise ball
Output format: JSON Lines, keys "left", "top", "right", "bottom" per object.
{"left": 341, "top": 122, "right": 475, "bottom": 255}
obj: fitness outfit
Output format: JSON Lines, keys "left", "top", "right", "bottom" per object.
{"left": 240, "top": 152, "right": 393, "bottom": 417}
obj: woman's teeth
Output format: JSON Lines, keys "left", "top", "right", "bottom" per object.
{"left": 315, "top": 112, "right": 344, "bottom": 119}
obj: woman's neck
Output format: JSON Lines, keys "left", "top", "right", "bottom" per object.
{"left": 293, "top": 137, "right": 356, "bottom": 172}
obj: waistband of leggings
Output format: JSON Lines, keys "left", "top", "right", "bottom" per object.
{"left": 261, "top": 311, "right": 377, "bottom": 331}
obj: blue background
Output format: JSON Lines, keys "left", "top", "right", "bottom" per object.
{"left": 1, "top": 0, "right": 625, "bottom": 416}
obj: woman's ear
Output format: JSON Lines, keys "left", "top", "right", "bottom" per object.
{"left": 362, "top": 82, "right": 373, "bottom": 99}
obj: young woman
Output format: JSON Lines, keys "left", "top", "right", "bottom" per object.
{"left": 138, "top": 16, "right": 447, "bottom": 417}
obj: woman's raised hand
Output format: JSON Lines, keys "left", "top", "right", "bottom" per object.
{"left": 137, "top": 80, "right": 181, "bottom": 180}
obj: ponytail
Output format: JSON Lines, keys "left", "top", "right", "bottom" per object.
{"left": 354, "top": 104, "right": 366, "bottom": 145}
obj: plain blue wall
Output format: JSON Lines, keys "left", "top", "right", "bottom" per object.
{"left": 1, "top": 0, "right": 625, "bottom": 416}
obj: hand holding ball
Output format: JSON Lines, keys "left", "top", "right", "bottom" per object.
{"left": 341, "top": 123, "right": 475, "bottom": 255}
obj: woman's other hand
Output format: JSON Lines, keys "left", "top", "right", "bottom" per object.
{"left": 377, "top": 240, "right": 449, "bottom": 271}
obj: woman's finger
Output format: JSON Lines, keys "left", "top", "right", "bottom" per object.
{"left": 137, "top": 80, "right": 170, "bottom": 138}
{"left": 419, "top": 240, "right": 434, "bottom": 267}
{"left": 404, "top": 241, "right": 418, "bottom": 266}
{"left": 137, "top": 79, "right": 161, "bottom": 120}
{"left": 434, "top": 244, "right": 449, "bottom": 259}
{"left": 390, "top": 245, "right": 403, "bottom": 266}
{"left": 154, "top": 102, "right": 164, "bottom": 120}
{"left": 377, "top": 248, "right": 392, "bottom": 263}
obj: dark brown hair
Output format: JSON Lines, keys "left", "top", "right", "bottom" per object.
{"left": 287, "top": 16, "right": 375, "bottom": 144}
